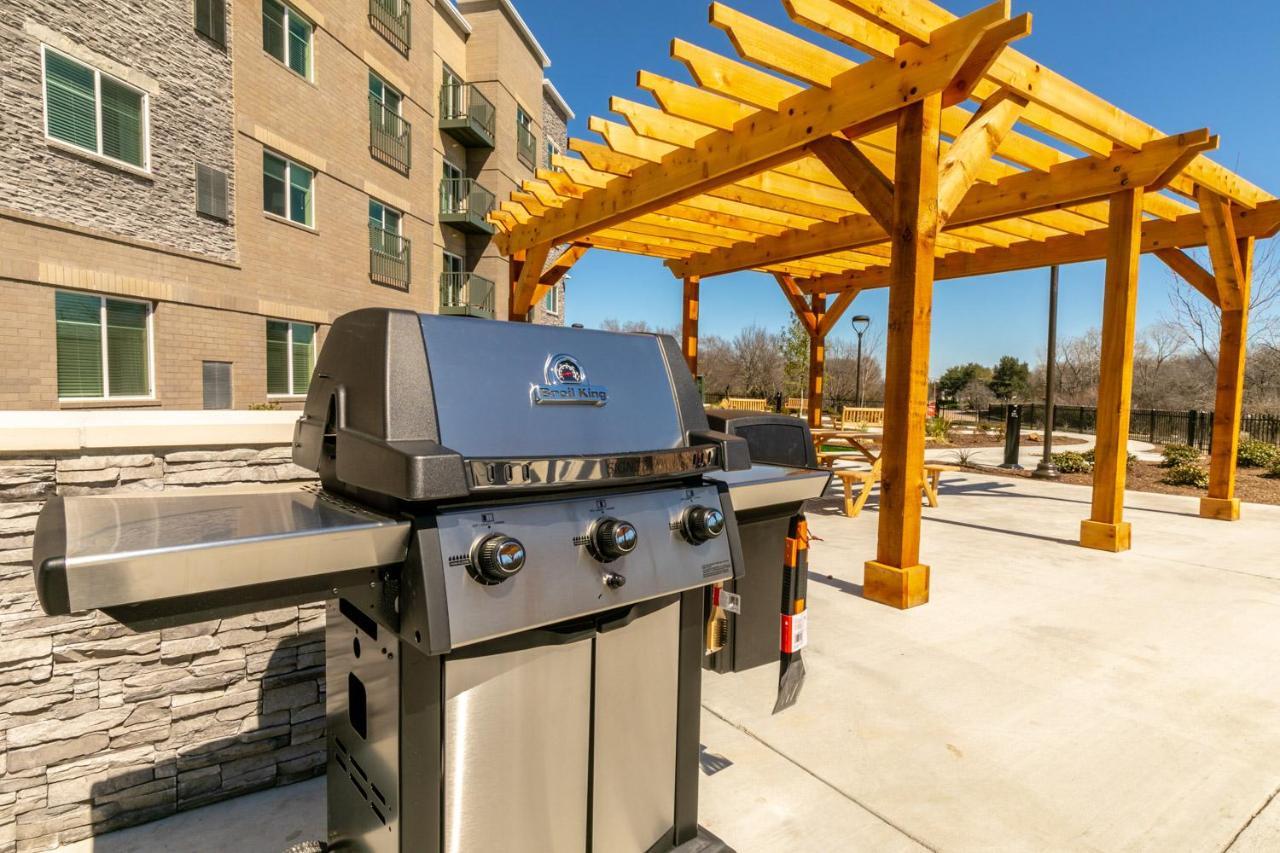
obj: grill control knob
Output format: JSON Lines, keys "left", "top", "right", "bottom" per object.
{"left": 681, "top": 506, "right": 726, "bottom": 545}
{"left": 588, "top": 517, "right": 638, "bottom": 563}
{"left": 472, "top": 534, "right": 526, "bottom": 584}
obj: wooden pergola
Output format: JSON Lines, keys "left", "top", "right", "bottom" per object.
{"left": 492, "top": 0, "right": 1279, "bottom": 610}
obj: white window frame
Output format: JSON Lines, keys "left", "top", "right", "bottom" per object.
{"left": 266, "top": 319, "right": 316, "bottom": 398}
{"left": 263, "top": 150, "right": 316, "bottom": 228}
{"left": 543, "top": 284, "right": 560, "bottom": 315}
{"left": 264, "top": 0, "right": 314, "bottom": 81}
{"left": 442, "top": 250, "right": 464, "bottom": 275}
{"left": 369, "top": 71, "right": 402, "bottom": 115}
{"left": 55, "top": 291, "right": 156, "bottom": 402}
{"left": 545, "top": 136, "right": 561, "bottom": 167}
{"left": 369, "top": 197, "right": 402, "bottom": 234}
{"left": 40, "top": 44, "right": 151, "bottom": 173}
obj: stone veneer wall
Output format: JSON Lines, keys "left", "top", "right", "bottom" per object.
{"left": 0, "top": 1, "right": 237, "bottom": 262}
{"left": 0, "top": 448, "right": 322, "bottom": 852}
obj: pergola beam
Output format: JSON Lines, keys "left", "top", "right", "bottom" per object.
{"left": 774, "top": 273, "right": 819, "bottom": 334}
{"left": 1202, "top": 237, "right": 1254, "bottom": 521}
{"left": 936, "top": 90, "right": 1026, "bottom": 224}
{"left": 499, "top": 5, "right": 1029, "bottom": 254}
{"left": 1154, "top": 249, "right": 1220, "bottom": 309}
{"left": 669, "top": 129, "right": 1216, "bottom": 279}
{"left": 810, "top": 136, "right": 895, "bottom": 231}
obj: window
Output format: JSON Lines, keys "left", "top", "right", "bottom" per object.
{"left": 545, "top": 136, "right": 561, "bottom": 169}
{"left": 195, "top": 0, "right": 227, "bottom": 47}
{"left": 441, "top": 160, "right": 463, "bottom": 211}
{"left": 42, "top": 47, "right": 148, "bottom": 170}
{"left": 516, "top": 106, "right": 535, "bottom": 167}
{"left": 368, "top": 72, "right": 402, "bottom": 115}
{"left": 443, "top": 251, "right": 463, "bottom": 277}
{"left": 369, "top": 198, "right": 402, "bottom": 235}
{"left": 544, "top": 285, "right": 560, "bottom": 315}
{"left": 266, "top": 320, "right": 315, "bottom": 396}
{"left": 262, "top": 151, "right": 313, "bottom": 226}
{"left": 196, "top": 163, "right": 229, "bottom": 221}
{"left": 262, "top": 0, "right": 312, "bottom": 79}
{"left": 441, "top": 64, "right": 462, "bottom": 118}
{"left": 55, "top": 291, "right": 153, "bottom": 399}
{"left": 202, "top": 361, "right": 232, "bottom": 409}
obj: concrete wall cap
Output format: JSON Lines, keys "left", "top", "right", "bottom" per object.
{"left": 0, "top": 411, "right": 299, "bottom": 452}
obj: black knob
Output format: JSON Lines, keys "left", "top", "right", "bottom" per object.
{"left": 471, "top": 534, "right": 526, "bottom": 584}
{"left": 588, "top": 517, "right": 638, "bottom": 563}
{"left": 603, "top": 571, "right": 627, "bottom": 589}
{"left": 681, "top": 506, "right": 726, "bottom": 545}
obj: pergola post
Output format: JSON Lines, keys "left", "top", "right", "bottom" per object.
{"left": 864, "top": 94, "right": 942, "bottom": 610}
{"left": 681, "top": 275, "right": 700, "bottom": 376}
{"left": 1081, "top": 188, "right": 1144, "bottom": 552}
{"left": 807, "top": 293, "right": 827, "bottom": 429}
{"left": 1202, "top": 235, "right": 1254, "bottom": 520}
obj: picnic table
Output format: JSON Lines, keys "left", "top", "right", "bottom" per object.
{"left": 811, "top": 430, "right": 955, "bottom": 517}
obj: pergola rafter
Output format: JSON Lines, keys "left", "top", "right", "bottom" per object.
{"left": 492, "top": 0, "right": 1276, "bottom": 609}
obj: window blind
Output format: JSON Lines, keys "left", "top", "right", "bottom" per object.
{"left": 263, "top": 152, "right": 287, "bottom": 218}
{"left": 44, "top": 51, "right": 97, "bottom": 152}
{"left": 195, "top": 0, "right": 227, "bottom": 46}
{"left": 55, "top": 292, "right": 104, "bottom": 398}
{"left": 100, "top": 77, "right": 144, "bottom": 167}
{"left": 266, "top": 320, "right": 289, "bottom": 395}
{"left": 106, "top": 299, "right": 150, "bottom": 396}
{"left": 291, "top": 324, "right": 314, "bottom": 394}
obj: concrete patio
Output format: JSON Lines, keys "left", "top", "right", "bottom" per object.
{"left": 62, "top": 473, "right": 1280, "bottom": 852}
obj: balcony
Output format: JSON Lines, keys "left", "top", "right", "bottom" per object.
{"left": 516, "top": 122, "right": 537, "bottom": 169}
{"left": 440, "top": 272, "right": 495, "bottom": 319}
{"left": 439, "top": 82, "right": 495, "bottom": 149}
{"left": 369, "top": 96, "right": 411, "bottom": 173}
{"left": 439, "top": 178, "right": 496, "bottom": 235}
{"left": 370, "top": 225, "right": 410, "bottom": 290}
{"left": 369, "top": 0, "right": 410, "bottom": 53}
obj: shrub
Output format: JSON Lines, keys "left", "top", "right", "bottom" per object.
{"left": 1162, "top": 463, "right": 1209, "bottom": 488}
{"left": 1080, "top": 448, "right": 1136, "bottom": 470}
{"left": 249, "top": 402, "right": 282, "bottom": 411}
{"left": 925, "top": 416, "right": 952, "bottom": 444}
{"left": 1161, "top": 443, "right": 1202, "bottom": 468}
{"left": 1237, "top": 437, "right": 1280, "bottom": 469}
{"left": 1052, "top": 451, "right": 1093, "bottom": 474}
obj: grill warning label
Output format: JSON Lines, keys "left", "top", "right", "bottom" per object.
{"left": 702, "top": 559, "right": 731, "bottom": 578}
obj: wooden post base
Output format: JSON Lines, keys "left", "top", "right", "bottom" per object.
{"left": 1199, "top": 496, "right": 1241, "bottom": 521}
{"left": 1079, "top": 519, "right": 1132, "bottom": 552}
{"left": 863, "top": 561, "right": 930, "bottom": 609}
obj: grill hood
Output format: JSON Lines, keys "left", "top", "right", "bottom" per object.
{"left": 293, "top": 309, "right": 748, "bottom": 504}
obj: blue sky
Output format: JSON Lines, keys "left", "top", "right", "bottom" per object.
{"left": 516, "top": 0, "right": 1280, "bottom": 373}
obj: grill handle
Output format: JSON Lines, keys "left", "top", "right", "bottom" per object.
{"left": 689, "top": 430, "right": 751, "bottom": 472}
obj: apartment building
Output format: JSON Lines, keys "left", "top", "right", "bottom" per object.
{"left": 0, "top": 0, "right": 570, "bottom": 411}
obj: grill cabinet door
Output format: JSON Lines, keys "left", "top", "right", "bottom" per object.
{"left": 443, "top": 635, "right": 592, "bottom": 853}
{"left": 592, "top": 600, "right": 680, "bottom": 852}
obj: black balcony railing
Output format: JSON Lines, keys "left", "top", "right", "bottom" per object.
{"left": 440, "top": 81, "right": 496, "bottom": 148}
{"left": 516, "top": 122, "right": 537, "bottom": 169}
{"left": 369, "top": 96, "right": 411, "bottom": 172}
{"left": 439, "top": 178, "right": 496, "bottom": 234}
{"left": 370, "top": 224, "right": 410, "bottom": 289}
{"left": 440, "top": 272, "right": 495, "bottom": 319}
{"left": 369, "top": 0, "right": 410, "bottom": 53}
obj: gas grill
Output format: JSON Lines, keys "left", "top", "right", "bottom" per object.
{"left": 31, "top": 308, "right": 827, "bottom": 853}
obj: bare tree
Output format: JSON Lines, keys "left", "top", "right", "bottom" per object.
{"left": 1165, "top": 243, "right": 1280, "bottom": 368}
{"left": 1056, "top": 327, "right": 1101, "bottom": 405}
{"left": 729, "top": 325, "right": 784, "bottom": 397}
{"left": 959, "top": 378, "right": 995, "bottom": 413}
{"left": 1131, "top": 321, "right": 1184, "bottom": 408}
{"left": 698, "top": 335, "right": 735, "bottom": 398}
{"left": 824, "top": 331, "right": 885, "bottom": 406}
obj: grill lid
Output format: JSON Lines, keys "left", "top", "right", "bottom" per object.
{"left": 292, "top": 310, "right": 747, "bottom": 503}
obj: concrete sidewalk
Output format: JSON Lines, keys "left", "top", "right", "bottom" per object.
{"left": 62, "top": 473, "right": 1280, "bottom": 852}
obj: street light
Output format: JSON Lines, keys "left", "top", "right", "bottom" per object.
{"left": 851, "top": 314, "right": 871, "bottom": 408}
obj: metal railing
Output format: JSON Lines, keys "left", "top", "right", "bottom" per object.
{"left": 977, "top": 404, "right": 1280, "bottom": 450}
{"left": 440, "top": 178, "right": 495, "bottom": 219}
{"left": 369, "top": 0, "right": 410, "bottom": 52}
{"left": 370, "top": 224, "right": 410, "bottom": 289}
{"left": 516, "top": 122, "right": 537, "bottom": 168}
{"left": 440, "top": 81, "right": 495, "bottom": 143}
{"left": 440, "top": 272, "right": 495, "bottom": 317}
{"left": 369, "top": 96, "right": 411, "bottom": 171}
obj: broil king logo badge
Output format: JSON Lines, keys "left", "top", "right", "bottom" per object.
{"left": 532, "top": 353, "right": 608, "bottom": 406}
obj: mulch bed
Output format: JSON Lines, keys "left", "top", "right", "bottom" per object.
{"left": 961, "top": 459, "right": 1280, "bottom": 506}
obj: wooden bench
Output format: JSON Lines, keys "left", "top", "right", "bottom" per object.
{"left": 831, "top": 462, "right": 959, "bottom": 517}
{"left": 784, "top": 397, "right": 806, "bottom": 415}
{"left": 840, "top": 406, "right": 885, "bottom": 428}
{"left": 718, "top": 397, "right": 770, "bottom": 412}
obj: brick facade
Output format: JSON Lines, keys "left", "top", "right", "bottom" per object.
{"left": 0, "top": 0, "right": 569, "bottom": 411}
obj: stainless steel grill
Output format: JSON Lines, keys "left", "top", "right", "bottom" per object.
{"left": 32, "top": 308, "right": 829, "bottom": 853}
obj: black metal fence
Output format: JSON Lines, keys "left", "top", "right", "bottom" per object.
{"left": 977, "top": 404, "right": 1280, "bottom": 450}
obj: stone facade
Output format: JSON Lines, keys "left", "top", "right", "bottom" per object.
{"left": 0, "top": 449, "right": 322, "bottom": 852}
{"left": 531, "top": 80, "right": 573, "bottom": 327}
{"left": 0, "top": 1, "right": 237, "bottom": 263}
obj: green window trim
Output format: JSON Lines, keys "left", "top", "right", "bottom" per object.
{"left": 262, "top": 150, "right": 314, "bottom": 227}
{"left": 266, "top": 320, "right": 316, "bottom": 396}
{"left": 42, "top": 46, "right": 148, "bottom": 170}
{"left": 262, "top": 0, "right": 313, "bottom": 79}
{"left": 55, "top": 291, "right": 153, "bottom": 400}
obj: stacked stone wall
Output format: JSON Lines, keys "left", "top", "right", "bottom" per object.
{"left": 0, "top": 447, "right": 321, "bottom": 852}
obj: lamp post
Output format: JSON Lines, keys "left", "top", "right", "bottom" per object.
{"left": 851, "top": 314, "right": 871, "bottom": 407}
{"left": 1033, "top": 265, "right": 1061, "bottom": 479}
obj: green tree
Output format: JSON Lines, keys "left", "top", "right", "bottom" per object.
{"left": 780, "top": 316, "right": 811, "bottom": 400}
{"left": 989, "top": 355, "right": 1031, "bottom": 400}
{"left": 937, "top": 362, "right": 991, "bottom": 403}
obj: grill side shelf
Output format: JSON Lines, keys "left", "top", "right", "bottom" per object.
{"left": 30, "top": 485, "right": 411, "bottom": 622}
